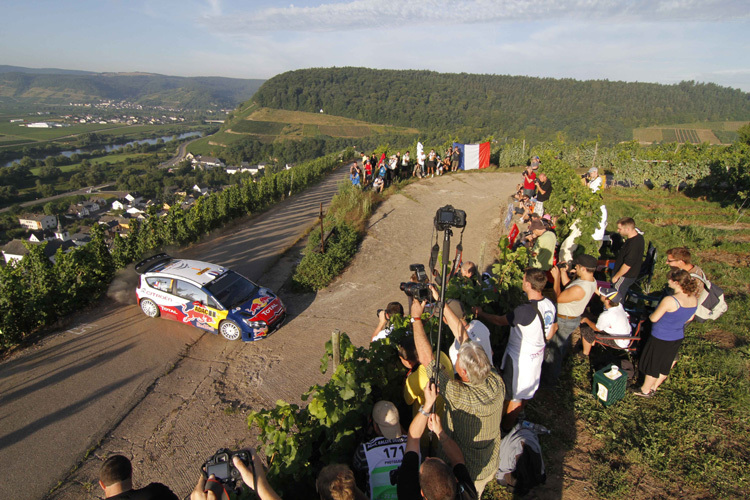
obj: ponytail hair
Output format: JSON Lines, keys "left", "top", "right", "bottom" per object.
{"left": 668, "top": 268, "right": 699, "bottom": 297}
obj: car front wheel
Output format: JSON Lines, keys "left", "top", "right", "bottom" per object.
{"left": 140, "top": 298, "right": 160, "bottom": 318}
{"left": 219, "top": 320, "right": 241, "bottom": 341}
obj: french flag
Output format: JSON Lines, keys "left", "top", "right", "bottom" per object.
{"left": 453, "top": 142, "right": 491, "bottom": 170}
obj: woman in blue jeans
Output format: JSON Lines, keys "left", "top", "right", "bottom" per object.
{"left": 635, "top": 269, "right": 698, "bottom": 397}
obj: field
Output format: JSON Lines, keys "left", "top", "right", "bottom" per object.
{"left": 633, "top": 121, "right": 748, "bottom": 145}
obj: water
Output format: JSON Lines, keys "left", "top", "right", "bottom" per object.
{"left": 3, "top": 131, "right": 203, "bottom": 167}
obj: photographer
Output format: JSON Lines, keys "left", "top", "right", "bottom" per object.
{"left": 371, "top": 302, "right": 405, "bottom": 342}
{"left": 582, "top": 167, "right": 602, "bottom": 193}
{"left": 528, "top": 219, "right": 556, "bottom": 271}
{"left": 99, "top": 454, "right": 178, "bottom": 499}
{"left": 191, "top": 452, "right": 281, "bottom": 500}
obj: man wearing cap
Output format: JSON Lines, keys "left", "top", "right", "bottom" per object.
{"left": 528, "top": 219, "right": 556, "bottom": 271}
{"left": 353, "top": 401, "right": 407, "bottom": 500}
{"left": 579, "top": 287, "right": 632, "bottom": 356}
{"left": 544, "top": 254, "right": 598, "bottom": 384}
{"left": 584, "top": 167, "right": 602, "bottom": 193}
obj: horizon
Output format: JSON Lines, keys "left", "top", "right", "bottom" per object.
{"left": 2, "top": 0, "right": 749, "bottom": 92}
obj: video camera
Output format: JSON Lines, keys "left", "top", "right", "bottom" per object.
{"left": 203, "top": 448, "right": 251, "bottom": 494}
{"left": 434, "top": 205, "right": 466, "bottom": 231}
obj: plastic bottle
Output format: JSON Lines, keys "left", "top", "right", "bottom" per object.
{"left": 521, "top": 420, "right": 551, "bottom": 435}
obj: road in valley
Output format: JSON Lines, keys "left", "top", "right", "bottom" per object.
{"left": 0, "top": 165, "right": 351, "bottom": 500}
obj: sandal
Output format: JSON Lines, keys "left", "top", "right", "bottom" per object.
{"left": 633, "top": 389, "right": 654, "bottom": 398}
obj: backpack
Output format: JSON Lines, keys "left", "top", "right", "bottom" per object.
{"left": 691, "top": 273, "right": 728, "bottom": 322}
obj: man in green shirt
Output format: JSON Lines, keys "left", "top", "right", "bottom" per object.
{"left": 529, "top": 219, "right": 557, "bottom": 271}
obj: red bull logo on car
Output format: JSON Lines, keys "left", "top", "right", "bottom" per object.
{"left": 249, "top": 295, "right": 272, "bottom": 315}
{"left": 179, "top": 303, "right": 224, "bottom": 330}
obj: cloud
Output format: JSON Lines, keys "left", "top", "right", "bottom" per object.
{"left": 199, "top": 0, "right": 750, "bottom": 33}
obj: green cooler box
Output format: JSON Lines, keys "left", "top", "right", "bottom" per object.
{"left": 592, "top": 364, "right": 627, "bottom": 407}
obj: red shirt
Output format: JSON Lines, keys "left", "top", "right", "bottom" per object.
{"left": 523, "top": 171, "right": 537, "bottom": 190}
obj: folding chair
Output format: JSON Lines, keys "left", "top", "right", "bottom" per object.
{"left": 589, "top": 319, "right": 644, "bottom": 381}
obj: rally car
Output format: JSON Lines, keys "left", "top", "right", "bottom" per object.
{"left": 134, "top": 254, "right": 286, "bottom": 341}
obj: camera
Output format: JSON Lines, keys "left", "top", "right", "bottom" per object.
{"left": 434, "top": 205, "right": 466, "bottom": 231}
{"left": 410, "top": 263, "right": 428, "bottom": 283}
{"left": 203, "top": 448, "right": 250, "bottom": 492}
{"left": 400, "top": 282, "right": 432, "bottom": 302}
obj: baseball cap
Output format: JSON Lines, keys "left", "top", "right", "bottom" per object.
{"left": 599, "top": 286, "right": 618, "bottom": 299}
{"left": 373, "top": 401, "right": 401, "bottom": 439}
{"left": 574, "top": 254, "right": 597, "bottom": 270}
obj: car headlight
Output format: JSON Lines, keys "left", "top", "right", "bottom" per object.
{"left": 243, "top": 319, "right": 267, "bottom": 328}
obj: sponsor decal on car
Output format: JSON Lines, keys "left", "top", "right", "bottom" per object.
{"left": 179, "top": 302, "right": 224, "bottom": 330}
{"left": 248, "top": 295, "right": 272, "bottom": 315}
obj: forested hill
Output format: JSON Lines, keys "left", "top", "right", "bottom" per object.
{"left": 253, "top": 67, "right": 750, "bottom": 143}
{"left": 0, "top": 69, "right": 265, "bottom": 110}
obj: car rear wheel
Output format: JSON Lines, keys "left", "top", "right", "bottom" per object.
{"left": 219, "top": 320, "right": 241, "bottom": 341}
{"left": 140, "top": 298, "right": 160, "bottom": 318}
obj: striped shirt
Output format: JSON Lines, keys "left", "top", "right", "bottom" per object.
{"left": 428, "top": 361, "right": 505, "bottom": 482}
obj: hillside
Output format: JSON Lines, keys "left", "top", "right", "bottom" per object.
{"left": 0, "top": 67, "right": 265, "bottom": 110}
{"left": 253, "top": 67, "right": 750, "bottom": 143}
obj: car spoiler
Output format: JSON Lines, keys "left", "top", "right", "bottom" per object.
{"left": 134, "top": 253, "right": 173, "bottom": 274}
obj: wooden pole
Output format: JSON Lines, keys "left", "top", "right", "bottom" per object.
{"left": 592, "top": 142, "right": 598, "bottom": 169}
{"left": 331, "top": 329, "right": 341, "bottom": 370}
{"left": 320, "top": 202, "right": 325, "bottom": 253}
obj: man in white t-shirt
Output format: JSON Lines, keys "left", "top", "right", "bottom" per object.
{"left": 579, "top": 287, "right": 632, "bottom": 355}
{"left": 585, "top": 167, "right": 603, "bottom": 193}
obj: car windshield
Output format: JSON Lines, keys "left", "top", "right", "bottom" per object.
{"left": 205, "top": 270, "right": 258, "bottom": 309}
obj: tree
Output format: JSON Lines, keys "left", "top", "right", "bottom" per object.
{"left": 738, "top": 123, "right": 750, "bottom": 146}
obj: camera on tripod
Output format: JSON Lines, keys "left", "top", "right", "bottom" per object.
{"left": 434, "top": 205, "right": 466, "bottom": 231}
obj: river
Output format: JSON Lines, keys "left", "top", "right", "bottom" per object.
{"left": 3, "top": 131, "right": 203, "bottom": 167}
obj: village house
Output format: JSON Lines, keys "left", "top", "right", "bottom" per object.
{"left": 18, "top": 214, "right": 57, "bottom": 231}
{"left": 1, "top": 238, "right": 76, "bottom": 265}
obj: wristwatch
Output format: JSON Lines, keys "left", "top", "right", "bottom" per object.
{"left": 418, "top": 405, "right": 431, "bottom": 417}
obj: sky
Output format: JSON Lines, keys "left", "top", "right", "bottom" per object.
{"left": 2, "top": 0, "right": 750, "bottom": 91}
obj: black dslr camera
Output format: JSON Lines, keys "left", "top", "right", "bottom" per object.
{"left": 434, "top": 205, "right": 466, "bottom": 231}
{"left": 203, "top": 448, "right": 251, "bottom": 493}
{"left": 410, "top": 263, "right": 428, "bottom": 283}
{"left": 400, "top": 282, "right": 432, "bottom": 301}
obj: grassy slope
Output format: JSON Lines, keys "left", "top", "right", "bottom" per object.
{"left": 633, "top": 120, "right": 749, "bottom": 144}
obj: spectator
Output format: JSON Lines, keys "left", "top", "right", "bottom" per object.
{"left": 100, "top": 454, "right": 178, "bottom": 499}
{"left": 451, "top": 146, "right": 461, "bottom": 172}
{"left": 666, "top": 247, "right": 706, "bottom": 293}
{"left": 533, "top": 173, "right": 552, "bottom": 216}
{"left": 191, "top": 452, "right": 281, "bottom": 500}
{"left": 397, "top": 381, "right": 477, "bottom": 500}
{"left": 411, "top": 299, "right": 504, "bottom": 496}
{"left": 611, "top": 217, "right": 645, "bottom": 303}
{"left": 530, "top": 155, "right": 541, "bottom": 170}
{"left": 495, "top": 423, "right": 546, "bottom": 496}
{"left": 350, "top": 169, "right": 361, "bottom": 188}
{"left": 543, "top": 255, "right": 598, "bottom": 385}
{"left": 528, "top": 219, "right": 556, "bottom": 271}
{"left": 401, "top": 151, "right": 411, "bottom": 178}
{"left": 426, "top": 149, "right": 437, "bottom": 177}
{"left": 399, "top": 335, "right": 452, "bottom": 417}
{"left": 635, "top": 269, "right": 699, "bottom": 397}
{"left": 317, "top": 464, "right": 368, "bottom": 500}
{"left": 372, "top": 302, "right": 404, "bottom": 342}
{"left": 364, "top": 160, "right": 373, "bottom": 186}
{"left": 417, "top": 149, "right": 426, "bottom": 177}
{"left": 474, "top": 268, "right": 556, "bottom": 431}
{"left": 442, "top": 298, "right": 493, "bottom": 369}
{"left": 459, "top": 261, "right": 478, "bottom": 282}
{"left": 579, "top": 287, "right": 632, "bottom": 356}
{"left": 583, "top": 167, "right": 602, "bottom": 193}
{"left": 522, "top": 165, "right": 536, "bottom": 198}
{"left": 353, "top": 401, "right": 407, "bottom": 499}
{"left": 373, "top": 175, "right": 384, "bottom": 193}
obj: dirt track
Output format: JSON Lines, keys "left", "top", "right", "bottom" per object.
{"left": 51, "top": 171, "right": 522, "bottom": 499}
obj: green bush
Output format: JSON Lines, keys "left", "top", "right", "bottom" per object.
{"left": 292, "top": 222, "right": 358, "bottom": 291}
